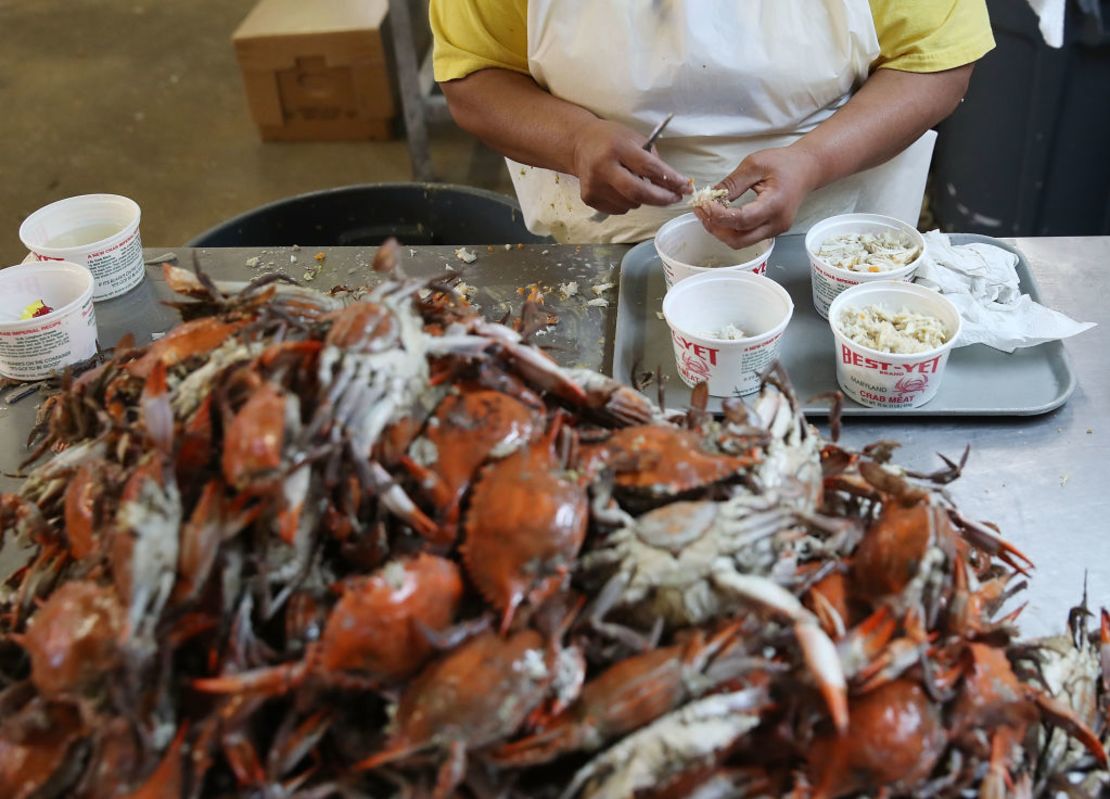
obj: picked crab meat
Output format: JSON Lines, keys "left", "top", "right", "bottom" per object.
{"left": 688, "top": 185, "right": 729, "bottom": 210}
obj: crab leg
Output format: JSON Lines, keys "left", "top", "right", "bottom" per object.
{"left": 948, "top": 510, "right": 1035, "bottom": 576}
{"left": 1028, "top": 687, "right": 1109, "bottom": 768}
{"left": 493, "top": 625, "right": 747, "bottom": 768}
{"left": 710, "top": 568, "right": 848, "bottom": 733}
{"left": 349, "top": 456, "right": 443, "bottom": 544}
{"left": 557, "top": 687, "right": 767, "bottom": 799}
{"left": 979, "top": 726, "right": 1019, "bottom": 799}
{"left": 836, "top": 606, "right": 895, "bottom": 679}
{"left": 469, "top": 321, "right": 593, "bottom": 407}
{"left": 193, "top": 658, "right": 310, "bottom": 697}
{"left": 139, "top": 358, "right": 173, "bottom": 454}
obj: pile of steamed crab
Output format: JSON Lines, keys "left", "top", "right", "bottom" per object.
{"left": 1, "top": 242, "right": 1107, "bottom": 799}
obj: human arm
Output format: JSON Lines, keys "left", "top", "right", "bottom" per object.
{"left": 695, "top": 64, "right": 973, "bottom": 248}
{"left": 441, "top": 69, "right": 690, "bottom": 215}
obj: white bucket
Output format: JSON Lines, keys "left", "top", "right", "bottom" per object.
{"left": 828, "top": 281, "right": 961, "bottom": 409}
{"left": 655, "top": 212, "right": 775, "bottom": 290}
{"left": 20, "top": 194, "right": 145, "bottom": 301}
{"left": 0, "top": 261, "right": 98, "bottom": 381}
{"left": 661, "top": 270, "right": 793, "bottom": 397}
{"left": 805, "top": 213, "right": 925, "bottom": 319}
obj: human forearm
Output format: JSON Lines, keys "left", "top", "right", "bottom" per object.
{"left": 699, "top": 64, "right": 974, "bottom": 248}
{"left": 791, "top": 65, "right": 974, "bottom": 190}
{"left": 441, "top": 68, "right": 595, "bottom": 173}
{"left": 442, "top": 68, "right": 688, "bottom": 213}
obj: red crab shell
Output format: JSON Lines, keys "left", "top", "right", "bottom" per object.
{"left": 462, "top": 437, "right": 588, "bottom": 631}
{"left": 582, "top": 425, "right": 757, "bottom": 497}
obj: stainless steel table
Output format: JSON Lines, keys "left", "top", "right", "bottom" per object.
{"left": 0, "top": 238, "right": 1105, "bottom": 636}
{"left": 831, "top": 237, "right": 1109, "bottom": 637}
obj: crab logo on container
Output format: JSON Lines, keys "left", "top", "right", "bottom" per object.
{"left": 673, "top": 332, "right": 716, "bottom": 383}
{"left": 894, "top": 375, "right": 928, "bottom": 395}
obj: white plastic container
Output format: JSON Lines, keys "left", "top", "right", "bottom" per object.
{"left": 20, "top": 194, "right": 145, "bottom": 301}
{"left": 828, "top": 281, "right": 962, "bottom": 409}
{"left": 0, "top": 261, "right": 98, "bottom": 381}
{"left": 655, "top": 212, "right": 775, "bottom": 290}
{"left": 805, "top": 213, "right": 925, "bottom": 319}
{"left": 661, "top": 271, "right": 793, "bottom": 397}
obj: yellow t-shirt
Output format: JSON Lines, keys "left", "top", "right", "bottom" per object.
{"left": 431, "top": 0, "right": 994, "bottom": 82}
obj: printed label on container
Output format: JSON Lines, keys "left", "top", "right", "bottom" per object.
{"left": 673, "top": 332, "right": 718, "bottom": 384}
{"left": 0, "top": 298, "right": 97, "bottom": 380}
{"left": 811, "top": 263, "right": 860, "bottom": 317}
{"left": 664, "top": 259, "right": 768, "bottom": 288}
{"left": 85, "top": 229, "right": 145, "bottom": 298}
{"left": 811, "top": 262, "right": 914, "bottom": 318}
{"left": 836, "top": 342, "right": 948, "bottom": 408}
{"left": 0, "top": 322, "right": 73, "bottom": 380}
{"left": 671, "top": 330, "right": 783, "bottom": 397}
{"left": 31, "top": 229, "right": 145, "bottom": 300}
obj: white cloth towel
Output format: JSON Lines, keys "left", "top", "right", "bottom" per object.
{"left": 914, "top": 231, "right": 1096, "bottom": 353}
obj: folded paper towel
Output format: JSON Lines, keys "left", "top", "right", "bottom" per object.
{"left": 914, "top": 231, "right": 1096, "bottom": 353}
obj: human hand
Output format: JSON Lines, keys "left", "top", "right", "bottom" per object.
{"left": 572, "top": 119, "right": 690, "bottom": 215}
{"left": 694, "top": 146, "right": 822, "bottom": 249}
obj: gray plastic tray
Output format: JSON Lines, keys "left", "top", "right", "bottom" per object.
{"left": 612, "top": 233, "right": 1076, "bottom": 416}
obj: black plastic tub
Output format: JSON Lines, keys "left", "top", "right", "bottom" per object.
{"left": 187, "top": 183, "right": 551, "bottom": 247}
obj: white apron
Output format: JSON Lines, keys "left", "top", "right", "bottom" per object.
{"left": 508, "top": 0, "right": 936, "bottom": 244}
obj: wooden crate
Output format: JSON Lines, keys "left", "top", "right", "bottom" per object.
{"left": 233, "top": 0, "right": 397, "bottom": 141}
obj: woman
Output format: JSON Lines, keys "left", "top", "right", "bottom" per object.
{"left": 431, "top": 1, "right": 994, "bottom": 246}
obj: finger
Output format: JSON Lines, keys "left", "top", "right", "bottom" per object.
{"left": 610, "top": 167, "right": 683, "bottom": 207}
{"left": 717, "top": 157, "right": 764, "bottom": 202}
{"left": 586, "top": 186, "right": 638, "bottom": 216}
{"left": 701, "top": 192, "right": 778, "bottom": 231}
{"left": 590, "top": 198, "right": 634, "bottom": 215}
{"left": 701, "top": 218, "right": 777, "bottom": 250}
{"left": 619, "top": 146, "right": 689, "bottom": 197}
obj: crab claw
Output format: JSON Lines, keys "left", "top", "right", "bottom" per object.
{"left": 470, "top": 322, "right": 594, "bottom": 409}
{"left": 979, "top": 728, "right": 1018, "bottom": 799}
{"left": 492, "top": 721, "right": 586, "bottom": 768}
{"left": 711, "top": 569, "right": 848, "bottom": 734}
{"left": 126, "top": 722, "right": 189, "bottom": 799}
{"left": 1028, "top": 686, "right": 1108, "bottom": 768}
{"left": 140, "top": 358, "right": 174, "bottom": 454}
{"left": 192, "top": 658, "right": 309, "bottom": 697}
{"left": 836, "top": 607, "right": 895, "bottom": 678}
{"left": 795, "top": 621, "right": 850, "bottom": 735}
{"left": 360, "top": 460, "right": 447, "bottom": 545}
{"left": 949, "top": 511, "right": 1034, "bottom": 576}
{"left": 851, "top": 611, "right": 933, "bottom": 694}
{"left": 560, "top": 368, "right": 656, "bottom": 426}
{"left": 372, "top": 238, "right": 400, "bottom": 273}
{"left": 855, "top": 639, "right": 930, "bottom": 695}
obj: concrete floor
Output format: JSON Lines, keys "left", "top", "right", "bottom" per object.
{"left": 0, "top": 0, "right": 511, "bottom": 264}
